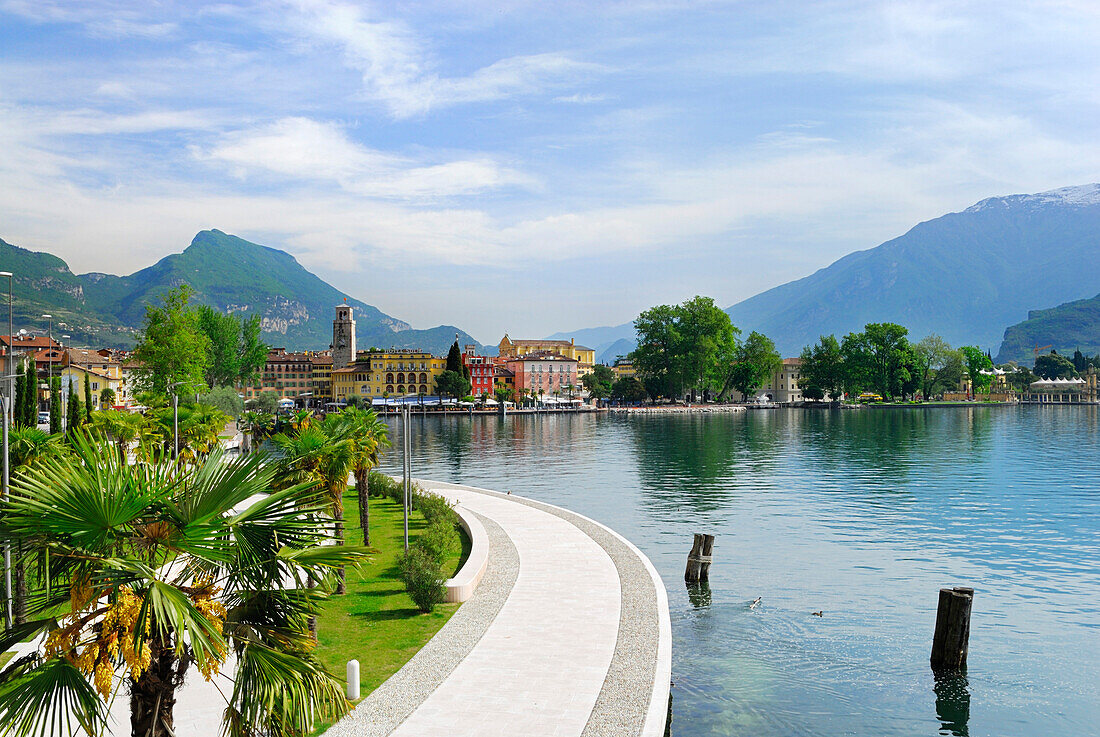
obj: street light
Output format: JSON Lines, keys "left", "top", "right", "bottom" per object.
{"left": 0, "top": 270, "right": 12, "bottom": 629}
{"left": 42, "top": 315, "right": 52, "bottom": 428}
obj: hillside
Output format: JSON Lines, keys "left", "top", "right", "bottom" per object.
{"left": 724, "top": 184, "right": 1100, "bottom": 355}
{"left": 1, "top": 231, "right": 483, "bottom": 354}
{"left": 0, "top": 238, "right": 137, "bottom": 346}
{"left": 996, "top": 293, "right": 1100, "bottom": 364}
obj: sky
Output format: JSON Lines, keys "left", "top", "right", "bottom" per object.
{"left": 2, "top": 1, "right": 1099, "bottom": 344}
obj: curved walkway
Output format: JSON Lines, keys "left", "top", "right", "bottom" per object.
{"left": 329, "top": 480, "right": 671, "bottom": 737}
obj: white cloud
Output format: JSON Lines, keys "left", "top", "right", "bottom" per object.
{"left": 290, "top": 0, "right": 598, "bottom": 117}
{"left": 200, "top": 116, "right": 532, "bottom": 198}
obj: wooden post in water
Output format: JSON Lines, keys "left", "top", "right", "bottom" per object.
{"left": 684, "top": 533, "right": 715, "bottom": 582}
{"left": 930, "top": 586, "right": 974, "bottom": 672}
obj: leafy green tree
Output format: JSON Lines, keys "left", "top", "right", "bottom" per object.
{"left": 246, "top": 390, "right": 279, "bottom": 415}
{"left": 719, "top": 331, "right": 782, "bottom": 400}
{"left": 435, "top": 369, "right": 471, "bottom": 399}
{"left": 99, "top": 386, "right": 116, "bottom": 407}
{"left": 913, "top": 334, "right": 953, "bottom": 399}
{"left": 198, "top": 386, "right": 245, "bottom": 418}
{"left": 198, "top": 305, "right": 242, "bottom": 388}
{"left": 841, "top": 323, "right": 912, "bottom": 399}
{"left": 611, "top": 376, "right": 648, "bottom": 403}
{"left": 493, "top": 385, "right": 515, "bottom": 403}
{"left": 0, "top": 438, "right": 364, "bottom": 736}
{"left": 1033, "top": 352, "right": 1077, "bottom": 379}
{"left": 959, "top": 346, "right": 994, "bottom": 396}
{"left": 581, "top": 364, "right": 614, "bottom": 400}
{"left": 132, "top": 284, "right": 211, "bottom": 396}
{"left": 237, "top": 313, "right": 268, "bottom": 386}
{"left": 632, "top": 296, "right": 740, "bottom": 399}
{"left": 49, "top": 376, "right": 61, "bottom": 434}
{"left": 798, "top": 335, "right": 845, "bottom": 402}
{"left": 1004, "top": 364, "right": 1037, "bottom": 392}
{"left": 632, "top": 303, "right": 680, "bottom": 399}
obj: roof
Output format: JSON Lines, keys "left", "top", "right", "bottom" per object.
{"left": 508, "top": 339, "right": 573, "bottom": 347}
{"left": 1, "top": 335, "right": 60, "bottom": 350}
{"left": 65, "top": 347, "right": 120, "bottom": 366}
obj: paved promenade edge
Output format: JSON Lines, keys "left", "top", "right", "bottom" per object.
{"left": 326, "top": 510, "right": 520, "bottom": 737}
{"left": 422, "top": 481, "right": 673, "bottom": 737}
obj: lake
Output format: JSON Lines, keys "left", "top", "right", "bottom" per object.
{"left": 375, "top": 407, "right": 1100, "bottom": 737}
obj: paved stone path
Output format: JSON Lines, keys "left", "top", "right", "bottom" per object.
{"left": 331, "top": 480, "right": 671, "bottom": 737}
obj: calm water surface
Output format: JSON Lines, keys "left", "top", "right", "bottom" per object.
{"left": 376, "top": 407, "right": 1100, "bottom": 737}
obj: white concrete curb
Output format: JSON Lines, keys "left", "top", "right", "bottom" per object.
{"left": 444, "top": 502, "right": 489, "bottom": 603}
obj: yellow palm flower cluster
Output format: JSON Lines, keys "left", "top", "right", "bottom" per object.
{"left": 191, "top": 576, "right": 228, "bottom": 681}
{"left": 46, "top": 584, "right": 152, "bottom": 700}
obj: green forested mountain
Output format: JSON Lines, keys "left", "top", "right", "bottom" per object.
{"left": 1, "top": 230, "right": 483, "bottom": 353}
{"left": 996, "top": 293, "right": 1100, "bottom": 364}
{"left": 724, "top": 184, "right": 1100, "bottom": 355}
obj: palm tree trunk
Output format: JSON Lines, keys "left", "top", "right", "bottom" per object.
{"left": 129, "top": 635, "right": 187, "bottom": 737}
{"left": 356, "top": 468, "right": 370, "bottom": 546}
{"left": 335, "top": 507, "right": 346, "bottom": 595}
{"left": 13, "top": 542, "right": 26, "bottom": 625}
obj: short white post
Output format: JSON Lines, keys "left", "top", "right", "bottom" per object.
{"left": 346, "top": 659, "right": 360, "bottom": 700}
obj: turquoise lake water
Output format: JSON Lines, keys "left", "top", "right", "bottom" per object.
{"left": 376, "top": 407, "right": 1100, "bottom": 737}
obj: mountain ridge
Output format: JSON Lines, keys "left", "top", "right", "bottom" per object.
{"left": 2, "top": 230, "right": 484, "bottom": 354}
{"left": 996, "top": 292, "right": 1100, "bottom": 364}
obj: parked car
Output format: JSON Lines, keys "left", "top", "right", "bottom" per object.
{"left": 38, "top": 411, "right": 50, "bottom": 424}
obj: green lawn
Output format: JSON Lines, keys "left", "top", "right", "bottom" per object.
{"left": 312, "top": 489, "right": 466, "bottom": 732}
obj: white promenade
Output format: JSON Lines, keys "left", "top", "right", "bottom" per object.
{"left": 394, "top": 485, "right": 622, "bottom": 736}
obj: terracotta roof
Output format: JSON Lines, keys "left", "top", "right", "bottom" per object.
{"left": 1, "top": 335, "right": 60, "bottom": 350}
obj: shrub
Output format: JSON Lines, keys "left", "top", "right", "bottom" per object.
{"left": 367, "top": 470, "right": 399, "bottom": 499}
{"left": 417, "top": 519, "right": 459, "bottom": 566}
{"left": 414, "top": 491, "right": 457, "bottom": 526}
{"left": 399, "top": 546, "right": 446, "bottom": 613}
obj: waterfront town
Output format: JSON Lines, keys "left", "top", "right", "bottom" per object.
{"left": 4, "top": 302, "right": 1098, "bottom": 421}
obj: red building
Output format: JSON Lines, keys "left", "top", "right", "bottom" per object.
{"left": 462, "top": 345, "right": 495, "bottom": 396}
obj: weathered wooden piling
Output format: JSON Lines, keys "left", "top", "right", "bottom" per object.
{"left": 930, "top": 586, "right": 974, "bottom": 672}
{"left": 684, "top": 533, "right": 715, "bottom": 582}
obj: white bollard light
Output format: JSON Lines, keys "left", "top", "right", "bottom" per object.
{"left": 346, "top": 659, "right": 360, "bottom": 700}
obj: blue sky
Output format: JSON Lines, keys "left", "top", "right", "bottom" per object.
{"left": 2, "top": 1, "right": 1099, "bottom": 343}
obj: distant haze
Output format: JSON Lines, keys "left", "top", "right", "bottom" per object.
{"left": 3, "top": 3, "right": 1100, "bottom": 340}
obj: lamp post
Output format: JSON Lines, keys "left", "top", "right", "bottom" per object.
{"left": 0, "top": 272, "right": 10, "bottom": 426}
{"left": 0, "top": 273, "right": 10, "bottom": 627}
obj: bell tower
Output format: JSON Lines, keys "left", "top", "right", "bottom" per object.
{"left": 333, "top": 303, "right": 356, "bottom": 369}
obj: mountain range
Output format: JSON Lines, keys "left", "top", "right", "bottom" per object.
{"left": 995, "top": 292, "right": 1100, "bottom": 364}
{"left": 0, "top": 229, "right": 483, "bottom": 355}
{"left": 556, "top": 184, "right": 1100, "bottom": 361}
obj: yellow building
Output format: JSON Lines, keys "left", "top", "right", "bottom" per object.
{"left": 331, "top": 349, "right": 446, "bottom": 403}
{"left": 58, "top": 364, "right": 122, "bottom": 410}
{"left": 497, "top": 335, "right": 596, "bottom": 376}
{"left": 611, "top": 357, "right": 635, "bottom": 380}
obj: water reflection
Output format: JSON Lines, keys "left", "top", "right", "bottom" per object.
{"left": 686, "top": 580, "right": 712, "bottom": 609}
{"left": 933, "top": 672, "right": 971, "bottom": 736}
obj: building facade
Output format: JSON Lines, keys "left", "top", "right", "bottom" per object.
{"left": 611, "top": 357, "right": 636, "bottom": 380}
{"left": 462, "top": 345, "right": 495, "bottom": 396}
{"left": 504, "top": 351, "right": 580, "bottom": 398}
{"left": 497, "top": 335, "right": 595, "bottom": 376}
{"left": 331, "top": 349, "right": 446, "bottom": 403}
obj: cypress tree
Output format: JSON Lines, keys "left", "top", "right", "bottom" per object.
{"left": 49, "top": 377, "right": 61, "bottom": 434}
{"left": 24, "top": 363, "right": 38, "bottom": 427}
{"left": 67, "top": 377, "right": 80, "bottom": 436}
{"left": 13, "top": 361, "right": 25, "bottom": 427}
{"left": 84, "top": 371, "right": 94, "bottom": 421}
{"left": 445, "top": 340, "right": 463, "bottom": 374}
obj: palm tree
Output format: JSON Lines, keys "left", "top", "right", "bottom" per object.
{"left": 6, "top": 425, "right": 69, "bottom": 625}
{"left": 239, "top": 410, "right": 273, "bottom": 455}
{"left": 0, "top": 435, "right": 364, "bottom": 737}
{"left": 271, "top": 425, "right": 356, "bottom": 595}
{"left": 327, "top": 408, "right": 390, "bottom": 546}
{"left": 89, "top": 409, "right": 146, "bottom": 464}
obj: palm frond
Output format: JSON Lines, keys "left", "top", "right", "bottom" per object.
{"left": 0, "top": 657, "right": 107, "bottom": 737}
